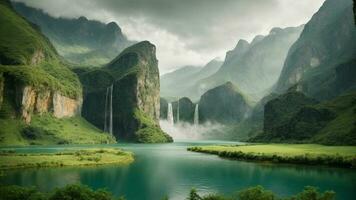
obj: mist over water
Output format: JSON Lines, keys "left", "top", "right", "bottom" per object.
{"left": 160, "top": 120, "right": 225, "bottom": 140}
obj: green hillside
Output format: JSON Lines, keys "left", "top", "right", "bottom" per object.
{"left": 0, "top": 1, "right": 114, "bottom": 145}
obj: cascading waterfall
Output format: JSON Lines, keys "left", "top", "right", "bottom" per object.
{"left": 167, "top": 102, "right": 174, "bottom": 125}
{"left": 104, "top": 84, "right": 114, "bottom": 135}
{"left": 194, "top": 104, "right": 199, "bottom": 125}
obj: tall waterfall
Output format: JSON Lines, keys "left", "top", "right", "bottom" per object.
{"left": 167, "top": 103, "right": 174, "bottom": 125}
{"left": 194, "top": 104, "right": 199, "bottom": 125}
{"left": 177, "top": 100, "right": 180, "bottom": 124}
{"left": 104, "top": 84, "right": 114, "bottom": 135}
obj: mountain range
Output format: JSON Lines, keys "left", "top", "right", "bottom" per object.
{"left": 12, "top": 2, "right": 134, "bottom": 67}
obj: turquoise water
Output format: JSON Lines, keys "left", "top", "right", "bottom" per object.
{"left": 1, "top": 140, "right": 355, "bottom": 200}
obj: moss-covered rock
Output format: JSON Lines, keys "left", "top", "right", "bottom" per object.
{"left": 172, "top": 97, "right": 195, "bottom": 123}
{"left": 199, "top": 82, "right": 251, "bottom": 124}
{"left": 251, "top": 92, "right": 356, "bottom": 145}
{"left": 81, "top": 41, "right": 172, "bottom": 143}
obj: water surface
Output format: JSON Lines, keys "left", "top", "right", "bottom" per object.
{"left": 1, "top": 140, "right": 355, "bottom": 200}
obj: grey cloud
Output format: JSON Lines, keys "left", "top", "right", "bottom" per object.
{"left": 12, "top": 0, "right": 324, "bottom": 73}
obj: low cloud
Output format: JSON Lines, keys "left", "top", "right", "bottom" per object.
{"left": 13, "top": 0, "right": 325, "bottom": 74}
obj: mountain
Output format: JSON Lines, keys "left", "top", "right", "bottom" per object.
{"left": 251, "top": 91, "right": 356, "bottom": 145}
{"left": 193, "top": 26, "right": 303, "bottom": 100}
{"left": 80, "top": 41, "right": 172, "bottom": 143}
{"left": 12, "top": 2, "right": 133, "bottom": 66}
{"left": 160, "top": 59, "right": 222, "bottom": 100}
{"left": 199, "top": 82, "right": 251, "bottom": 124}
{"left": 0, "top": 0, "right": 114, "bottom": 145}
{"left": 275, "top": 0, "right": 356, "bottom": 100}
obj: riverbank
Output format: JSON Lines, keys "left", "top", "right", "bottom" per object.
{"left": 188, "top": 144, "right": 356, "bottom": 168}
{"left": 0, "top": 148, "right": 134, "bottom": 170}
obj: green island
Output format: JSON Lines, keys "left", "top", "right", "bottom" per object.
{"left": 188, "top": 144, "right": 356, "bottom": 168}
{"left": 0, "top": 148, "right": 134, "bottom": 170}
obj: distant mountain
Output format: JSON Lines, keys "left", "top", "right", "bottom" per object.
{"left": 160, "top": 59, "right": 222, "bottom": 100}
{"left": 199, "top": 82, "right": 251, "bottom": 124}
{"left": 12, "top": 2, "right": 134, "bottom": 66}
{"left": 275, "top": 0, "right": 356, "bottom": 100}
{"left": 194, "top": 26, "right": 303, "bottom": 101}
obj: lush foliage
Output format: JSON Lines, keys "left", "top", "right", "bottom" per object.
{"left": 187, "top": 186, "right": 335, "bottom": 200}
{"left": 134, "top": 109, "right": 173, "bottom": 143}
{"left": 188, "top": 144, "right": 356, "bottom": 168}
{"left": 0, "top": 114, "right": 116, "bottom": 146}
{"left": 0, "top": 148, "right": 133, "bottom": 170}
{"left": 0, "top": 185, "right": 335, "bottom": 200}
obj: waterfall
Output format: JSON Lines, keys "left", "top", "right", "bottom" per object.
{"left": 177, "top": 99, "right": 180, "bottom": 124}
{"left": 104, "top": 84, "right": 114, "bottom": 135}
{"left": 167, "top": 103, "right": 174, "bottom": 125}
{"left": 194, "top": 104, "right": 199, "bottom": 125}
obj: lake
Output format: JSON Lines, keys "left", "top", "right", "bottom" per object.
{"left": 1, "top": 140, "right": 355, "bottom": 200}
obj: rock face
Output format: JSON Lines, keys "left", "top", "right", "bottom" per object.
{"left": 195, "top": 26, "right": 303, "bottom": 100}
{"left": 275, "top": 0, "right": 356, "bottom": 100}
{"left": 199, "top": 82, "right": 251, "bottom": 124}
{"left": 172, "top": 97, "right": 195, "bottom": 123}
{"left": 0, "top": 75, "right": 81, "bottom": 123}
{"left": 160, "top": 97, "right": 168, "bottom": 119}
{"left": 81, "top": 41, "right": 172, "bottom": 143}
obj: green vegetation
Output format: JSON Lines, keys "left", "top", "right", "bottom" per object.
{"left": 134, "top": 109, "right": 173, "bottom": 143}
{"left": 188, "top": 144, "right": 356, "bottom": 168}
{"left": 251, "top": 92, "right": 356, "bottom": 145}
{"left": 187, "top": 186, "right": 335, "bottom": 200}
{"left": 0, "top": 114, "right": 116, "bottom": 146}
{"left": 0, "top": 184, "right": 335, "bottom": 200}
{"left": 0, "top": 148, "right": 133, "bottom": 170}
{"left": 0, "top": 0, "right": 81, "bottom": 98}
{"left": 0, "top": 0, "right": 57, "bottom": 65}
{"left": 0, "top": 184, "right": 127, "bottom": 200}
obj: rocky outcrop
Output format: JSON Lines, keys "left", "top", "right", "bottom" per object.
{"left": 1, "top": 75, "right": 81, "bottom": 123}
{"left": 275, "top": 0, "right": 356, "bottom": 100}
{"left": 172, "top": 97, "right": 195, "bottom": 123}
{"left": 199, "top": 82, "right": 251, "bottom": 124}
{"left": 81, "top": 41, "right": 172, "bottom": 143}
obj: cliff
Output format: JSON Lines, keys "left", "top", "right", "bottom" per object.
{"left": 0, "top": 1, "right": 114, "bottom": 146}
{"left": 199, "top": 82, "right": 251, "bottom": 124}
{"left": 172, "top": 97, "right": 195, "bottom": 123}
{"left": 275, "top": 0, "right": 356, "bottom": 100}
{"left": 81, "top": 41, "right": 172, "bottom": 143}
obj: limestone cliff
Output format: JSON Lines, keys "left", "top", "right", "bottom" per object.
{"left": 81, "top": 41, "right": 172, "bottom": 143}
{"left": 199, "top": 82, "right": 251, "bottom": 124}
{"left": 0, "top": 74, "right": 82, "bottom": 123}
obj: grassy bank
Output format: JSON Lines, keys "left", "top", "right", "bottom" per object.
{"left": 188, "top": 144, "right": 356, "bottom": 168}
{"left": 0, "top": 148, "right": 133, "bottom": 170}
{"left": 0, "top": 114, "right": 116, "bottom": 146}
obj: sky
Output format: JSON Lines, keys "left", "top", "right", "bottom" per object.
{"left": 13, "top": 0, "right": 325, "bottom": 74}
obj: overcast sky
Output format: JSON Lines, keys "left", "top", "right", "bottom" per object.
{"left": 13, "top": 0, "right": 325, "bottom": 74}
